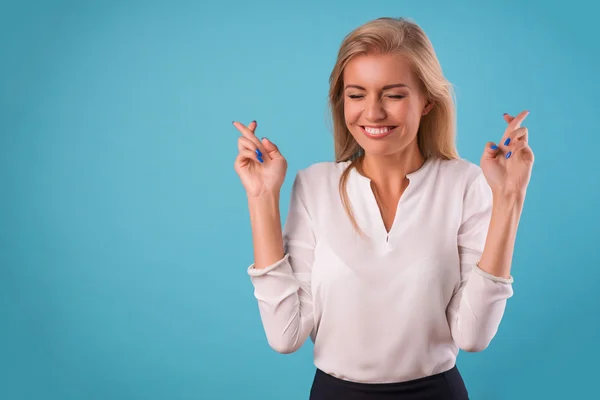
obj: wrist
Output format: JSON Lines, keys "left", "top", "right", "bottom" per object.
{"left": 491, "top": 188, "right": 526, "bottom": 206}
{"left": 247, "top": 190, "right": 280, "bottom": 203}
{"left": 491, "top": 191, "right": 525, "bottom": 223}
{"left": 247, "top": 191, "right": 281, "bottom": 216}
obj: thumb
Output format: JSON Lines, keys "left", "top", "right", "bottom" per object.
{"left": 261, "top": 137, "right": 283, "bottom": 159}
{"left": 482, "top": 141, "right": 500, "bottom": 160}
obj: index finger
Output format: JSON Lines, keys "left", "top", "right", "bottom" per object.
{"left": 232, "top": 120, "right": 271, "bottom": 160}
{"left": 505, "top": 110, "right": 529, "bottom": 134}
{"left": 233, "top": 121, "right": 256, "bottom": 139}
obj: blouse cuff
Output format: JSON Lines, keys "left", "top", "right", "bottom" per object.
{"left": 247, "top": 253, "right": 290, "bottom": 277}
{"left": 473, "top": 263, "right": 514, "bottom": 284}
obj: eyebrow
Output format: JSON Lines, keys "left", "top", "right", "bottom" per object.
{"left": 344, "top": 83, "right": 410, "bottom": 90}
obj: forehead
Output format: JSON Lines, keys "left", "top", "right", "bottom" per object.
{"left": 343, "top": 53, "right": 417, "bottom": 88}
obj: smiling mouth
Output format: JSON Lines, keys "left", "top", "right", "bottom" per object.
{"left": 360, "top": 126, "right": 397, "bottom": 138}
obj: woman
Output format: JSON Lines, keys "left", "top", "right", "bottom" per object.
{"left": 233, "top": 17, "right": 533, "bottom": 400}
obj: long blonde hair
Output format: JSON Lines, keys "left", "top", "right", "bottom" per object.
{"left": 328, "top": 17, "right": 460, "bottom": 236}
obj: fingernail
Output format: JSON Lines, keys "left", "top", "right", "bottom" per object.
{"left": 503, "top": 113, "right": 507, "bottom": 116}
{"left": 504, "top": 138, "right": 511, "bottom": 146}
{"left": 257, "top": 155, "right": 264, "bottom": 163}
{"left": 506, "top": 151, "right": 512, "bottom": 159}
{"left": 491, "top": 144, "right": 498, "bottom": 150}
{"left": 251, "top": 120, "right": 256, "bottom": 124}
{"left": 255, "top": 148, "right": 263, "bottom": 158}
{"left": 262, "top": 137, "right": 268, "bottom": 141}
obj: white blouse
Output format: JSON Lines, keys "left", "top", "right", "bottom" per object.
{"left": 247, "top": 157, "right": 514, "bottom": 384}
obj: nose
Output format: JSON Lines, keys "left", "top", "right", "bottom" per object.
{"left": 364, "top": 97, "right": 386, "bottom": 121}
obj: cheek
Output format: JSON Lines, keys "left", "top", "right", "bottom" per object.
{"left": 390, "top": 103, "right": 421, "bottom": 127}
{"left": 343, "top": 101, "right": 361, "bottom": 122}
{"left": 387, "top": 101, "right": 411, "bottom": 117}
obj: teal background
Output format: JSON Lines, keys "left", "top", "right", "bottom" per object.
{"left": 1, "top": 0, "right": 598, "bottom": 399}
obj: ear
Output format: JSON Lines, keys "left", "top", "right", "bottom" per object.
{"left": 422, "top": 100, "right": 434, "bottom": 116}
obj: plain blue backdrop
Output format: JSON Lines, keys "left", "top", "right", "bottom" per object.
{"left": 1, "top": 1, "right": 599, "bottom": 399}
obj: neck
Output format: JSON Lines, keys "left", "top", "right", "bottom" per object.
{"left": 360, "top": 145, "right": 425, "bottom": 194}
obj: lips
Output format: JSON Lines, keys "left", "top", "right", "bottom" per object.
{"left": 360, "top": 126, "right": 397, "bottom": 139}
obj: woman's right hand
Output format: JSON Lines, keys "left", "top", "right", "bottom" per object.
{"left": 233, "top": 120, "right": 288, "bottom": 198}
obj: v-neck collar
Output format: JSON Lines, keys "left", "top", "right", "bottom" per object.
{"left": 344, "top": 157, "right": 437, "bottom": 248}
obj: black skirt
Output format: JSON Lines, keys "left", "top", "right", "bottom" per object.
{"left": 309, "top": 365, "right": 469, "bottom": 400}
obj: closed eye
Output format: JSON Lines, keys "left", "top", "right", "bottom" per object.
{"left": 347, "top": 95, "right": 405, "bottom": 99}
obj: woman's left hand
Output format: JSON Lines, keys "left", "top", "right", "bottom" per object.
{"left": 480, "top": 110, "right": 535, "bottom": 198}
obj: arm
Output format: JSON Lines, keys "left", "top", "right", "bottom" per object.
{"left": 247, "top": 191, "right": 285, "bottom": 270}
{"left": 448, "top": 109, "right": 533, "bottom": 352}
{"left": 247, "top": 171, "right": 316, "bottom": 354}
{"left": 447, "top": 172, "right": 516, "bottom": 352}
{"left": 477, "top": 193, "right": 523, "bottom": 279}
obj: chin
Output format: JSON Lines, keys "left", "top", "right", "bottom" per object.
{"left": 361, "top": 144, "right": 403, "bottom": 157}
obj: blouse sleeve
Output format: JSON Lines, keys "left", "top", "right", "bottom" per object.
{"left": 446, "top": 170, "right": 514, "bottom": 352}
{"left": 246, "top": 170, "right": 316, "bottom": 354}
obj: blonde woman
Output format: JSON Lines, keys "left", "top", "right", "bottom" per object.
{"left": 233, "top": 17, "right": 533, "bottom": 400}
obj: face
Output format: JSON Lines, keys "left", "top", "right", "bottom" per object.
{"left": 343, "top": 52, "right": 433, "bottom": 157}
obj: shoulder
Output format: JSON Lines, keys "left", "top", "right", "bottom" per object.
{"left": 294, "top": 160, "right": 349, "bottom": 187}
{"left": 437, "top": 157, "right": 482, "bottom": 178}
{"left": 288, "top": 160, "right": 350, "bottom": 207}
{"left": 435, "top": 157, "right": 485, "bottom": 191}
{"left": 437, "top": 158, "right": 492, "bottom": 215}
{"left": 300, "top": 160, "right": 349, "bottom": 176}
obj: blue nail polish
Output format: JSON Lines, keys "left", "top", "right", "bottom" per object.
{"left": 255, "top": 148, "right": 263, "bottom": 158}
{"left": 506, "top": 151, "right": 512, "bottom": 159}
{"left": 257, "top": 155, "right": 264, "bottom": 163}
{"left": 504, "top": 138, "right": 511, "bottom": 146}
{"left": 491, "top": 144, "right": 498, "bottom": 150}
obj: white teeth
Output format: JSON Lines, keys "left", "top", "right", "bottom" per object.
{"left": 364, "top": 127, "right": 392, "bottom": 135}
